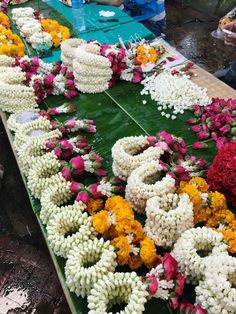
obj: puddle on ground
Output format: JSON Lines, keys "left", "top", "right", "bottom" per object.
{"left": 0, "top": 287, "right": 30, "bottom": 314}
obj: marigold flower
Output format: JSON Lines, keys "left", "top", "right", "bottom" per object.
{"left": 128, "top": 255, "right": 143, "bottom": 269}
{"left": 140, "top": 237, "right": 161, "bottom": 269}
{"left": 111, "top": 235, "right": 131, "bottom": 265}
{"left": 92, "top": 210, "right": 110, "bottom": 234}
{"left": 189, "top": 177, "right": 209, "bottom": 193}
{"left": 86, "top": 198, "right": 104, "bottom": 215}
{"left": 217, "top": 229, "right": 236, "bottom": 254}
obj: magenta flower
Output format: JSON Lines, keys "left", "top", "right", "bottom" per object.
{"left": 195, "top": 304, "right": 207, "bottom": 314}
{"left": 75, "top": 191, "right": 90, "bottom": 204}
{"left": 163, "top": 253, "right": 178, "bottom": 281}
{"left": 192, "top": 142, "right": 208, "bottom": 150}
{"left": 216, "top": 137, "right": 228, "bottom": 149}
{"left": 95, "top": 169, "right": 107, "bottom": 177}
{"left": 197, "top": 131, "right": 210, "bottom": 140}
{"left": 170, "top": 294, "right": 179, "bottom": 310}
{"left": 61, "top": 167, "right": 71, "bottom": 181}
{"left": 190, "top": 125, "right": 201, "bottom": 133}
{"left": 70, "top": 156, "right": 85, "bottom": 171}
{"left": 145, "top": 274, "right": 158, "bottom": 295}
{"left": 186, "top": 118, "right": 198, "bottom": 124}
{"left": 70, "top": 181, "right": 83, "bottom": 193}
{"left": 174, "top": 273, "right": 185, "bottom": 296}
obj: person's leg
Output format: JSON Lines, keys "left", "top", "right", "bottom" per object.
{"left": 215, "top": 61, "right": 236, "bottom": 89}
{"left": 141, "top": 18, "right": 166, "bottom": 36}
{"left": 0, "top": 164, "right": 4, "bottom": 189}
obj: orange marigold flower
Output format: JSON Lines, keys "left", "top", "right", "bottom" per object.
{"left": 87, "top": 199, "right": 104, "bottom": 215}
{"left": 189, "top": 177, "right": 209, "bottom": 193}
{"left": 128, "top": 255, "right": 143, "bottom": 270}
{"left": 111, "top": 235, "right": 131, "bottom": 265}
{"left": 92, "top": 210, "right": 110, "bottom": 234}
{"left": 140, "top": 237, "right": 161, "bottom": 269}
{"left": 115, "top": 219, "right": 144, "bottom": 242}
{"left": 217, "top": 229, "right": 236, "bottom": 254}
{"left": 209, "top": 191, "right": 227, "bottom": 212}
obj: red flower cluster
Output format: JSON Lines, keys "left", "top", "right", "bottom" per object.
{"left": 207, "top": 141, "right": 236, "bottom": 207}
{"left": 188, "top": 98, "right": 236, "bottom": 150}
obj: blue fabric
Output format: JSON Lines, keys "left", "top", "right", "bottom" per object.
{"left": 123, "top": 0, "right": 165, "bottom": 22}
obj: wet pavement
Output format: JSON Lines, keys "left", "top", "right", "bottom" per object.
{"left": 1, "top": 1, "right": 236, "bottom": 313}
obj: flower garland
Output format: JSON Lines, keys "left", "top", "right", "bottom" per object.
{"left": 207, "top": 142, "right": 236, "bottom": 207}
{"left": 41, "top": 19, "right": 70, "bottom": 48}
{"left": 0, "top": 25, "right": 25, "bottom": 57}
{"left": 27, "top": 152, "right": 63, "bottom": 198}
{"left": 111, "top": 135, "right": 165, "bottom": 180}
{"left": 47, "top": 209, "right": 95, "bottom": 258}
{"left": 61, "top": 38, "right": 85, "bottom": 70}
{"left": 0, "top": 66, "right": 25, "bottom": 84}
{"left": 0, "top": 54, "right": 14, "bottom": 66}
{"left": 40, "top": 175, "right": 86, "bottom": 225}
{"left": 65, "top": 238, "right": 117, "bottom": 297}
{"left": 91, "top": 196, "right": 161, "bottom": 269}
{"left": 87, "top": 272, "right": 148, "bottom": 314}
{"left": 13, "top": 117, "right": 61, "bottom": 150}
{"left": 171, "top": 227, "right": 229, "bottom": 284}
{"left": 145, "top": 193, "right": 194, "bottom": 248}
{"left": 126, "top": 161, "right": 176, "bottom": 214}
{"left": 195, "top": 255, "right": 236, "bottom": 314}
{"left": 7, "top": 109, "right": 41, "bottom": 132}
{"left": 187, "top": 98, "right": 236, "bottom": 149}
{"left": 141, "top": 70, "right": 210, "bottom": 120}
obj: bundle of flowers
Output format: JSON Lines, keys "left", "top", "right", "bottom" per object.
{"left": 141, "top": 69, "right": 210, "bottom": 120}
{"left": 120, "top": 41, "right": 167, "bottom": 83}
{"left": 12, "top": 7, "right": 70, "bottom": 50}
{"left": 178, "top": 177, "right": 236, "bottom": 254}
{"left": 0, "top": 11, "right": 9, "bottom": 28}
{"left": 14, "top": 55, "right": 78, "bottom": 102}
{"left": 91, "top": 196, "right": 161, "bottom": 269}
{"left": 187, "top": 98, "right": 236, "bottom": 149}
{"left": 0, "top": 0, "right": 8, "bottom": 14}
{"left": 112, "top": 132, "right": 208, "bottom": 184}
{"left": 207, "top": 142, "right": 236, "bottom": 207}
{"left": 145, "top": 253, "right": 206, "bottom": 313}
{"left": 61, "top": 38, "right": 86, "bottom": 70}
{"left": 0, "top": 24, "right": 25, "bottom": 57}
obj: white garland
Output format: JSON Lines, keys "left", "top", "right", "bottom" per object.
{"left": 61, "top": 38, "right": 85, "bottom": 67}
{"left": 27, "top": 152, "right": 62, "bottom": 198}
{"left": 75, "top": 81, "right": 110, "bottom": 94}
{"left": 13, "top": 117, "right": 61, "bottom": 151}
{"left": 196, "top": 255, "right": 236, "bottom": 314}
{"left": 47, "top": 209, "right": 96, "bottom": 258}
{"left": 40, "top": 176, "right": 86, "bottom": 225}
{"left": 0, "top": 81, "right": 37, "bottom": 113}
{"left": 12, "top": 7, "right": 35, "bottom": 21}
{"left": 0, "top": 66, "right": 25, "bottom": 84}
{"left": 145, "top": 193, "right": 194, "bottom": 248}
{"left": 111, "top": 136, "right": 164, "bottom": 181}
{"left": 75, "top": 43, "right": 111, "bottom": 68}
{"left": 171, "top": 227, "right": 229, "bottom": 284}
{"left": 21, "top": 22, "right": 42, "bottom": 40}
{"left": 73, "top": 61, "right": 112, "bottom": 77}
{"left": 29, "top": 32, "right": 53, "bottom": 49}
{"left": 141, "top": 70, "right": 210, "bottom": 120}
{"left": 87, "top": 272, "right": 148, "bottom": 314}
{"left": 7, "top": 110, "right": 41, "bottom": 132}
{"left": 65, "top": 238, "right": 117, "bottom": 297}
{"left": 125, "top": 161, "right": 176, "bottom": 214}
{"left": 0, "top": 55, "right": 15, "bottom": 67}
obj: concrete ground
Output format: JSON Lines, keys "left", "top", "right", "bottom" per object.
{"left": 1, "top": 1, "right": 236, "bottom": 313}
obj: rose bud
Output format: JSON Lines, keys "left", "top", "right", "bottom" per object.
{"left": 192, "top": 142, "right": 208, "bottom": 150}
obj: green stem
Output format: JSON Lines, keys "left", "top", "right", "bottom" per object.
{"left": 165, "top": 302, "right": 173, "bottom": 314}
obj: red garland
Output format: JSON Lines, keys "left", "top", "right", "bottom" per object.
{"left": 207, "top": 141, "right": 236, "bottom": 207}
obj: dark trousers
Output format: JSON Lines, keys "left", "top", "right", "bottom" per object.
{"left": 141, "top": 18, "right": 166, "bottom": 37}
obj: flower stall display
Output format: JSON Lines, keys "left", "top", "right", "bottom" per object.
{"left": 145, "top": 193, "right": 194, "bottom": 248}
{"left": 187, "top": 98, "right": 236, "bottom": 149}
{"left": 207, "top": 142, "right": 236, "bottom": 207}
{"left": 141, "top": 70, "right": 210, "bottom": 120}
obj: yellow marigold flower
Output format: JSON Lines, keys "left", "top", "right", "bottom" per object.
{"left": 209, "top": 191, "right": 227, "bottom": 212}
{"left": 206, "top": 209, "right": 235, "bottom": 229}
{"left": 229, "top": 219, "right": 236, "bottom": 231}
{"left": 189, "top": 177, "right": 209, "bottom": 193}
{"left": 87, "top": 199, "right": 104, "bottom": 215}
{"left": 115, "top": 219, "right": 144, "bottom": 242}
{"left": 195, "top": 206, "right": 212, "bottom": 224}
{"left": 111, "top": 236, "right": 131, "bottom": 265}
{"left": 136, "top": 54, "right": 148, "bottom": 65}
{"left": 149, "top": 47, "right": 157, "bottom": 63}
{"left": 136, "top": 45, "right": 145, "bottom": 54}
{"left": 92, "top": 210, "right": 110, "bottom": 234}
{"left": 128, "top": 255, "right": 143, "bottom": 270}
{"left": 140, "top": 237, "right": 161, "bottom": 269}
{"left": 217, "top": 229, "right": 236, "bottom": 254}
{"left": 0, "top": 12, "right": 9, "bottom": 29}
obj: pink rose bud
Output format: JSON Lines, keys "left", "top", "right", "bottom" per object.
{"left": 159, "top": 131, "right": 174, "bottom": 145}
{"left": 70, "top": 156, "right": 84, "bottom": 171}
{"left": 216, "top": 137, "right": 228, "bottom": 149}
{"left": 173, "top": 165, "right": 187, "bottom": 174}
{"left": 87, "top": 124, "right": 96, "bottom": 133}
{"left": 95, "top": 169, "right": 107, "bottom": 177}
{"left": 154, "top": 141, "right": 169, "bottom": 151}
{"left": 61, "top": 167, "right": 71, "bottom": 181}
{"left": 170, "top": 295, "right": 179, "bottom": 310}
{"left": 145, "top": 274, "right": 158, "bottom": 295}
{"left": 60, "top": 139, "right": 73, "bottom": 151}
{"left": 190, "top": 125, "right": 201, "bottom": 133}
{"left": 163, "top": 253, "right": 178, "bottom": 281}
{"left": 186, "top": 118, "right": 198, "bottom": 124}
{"left": 54, "top": 148, "right": 62, "bottom": 158}
{"left": 70, "top": 181, "right": 83, "bottom": 193}
{"left": 197, "top": 131, "right": 210, "bottom": 140}
{"left": 61, "top": 150, "right": 72, "bottom": 160}
{"left": 146, "top": 136, "right": 157, "bottom": 146}
{"left": 174, "top": 273, "right": 185, "bottom": 296}
{"left": 75, "top": 191, "right": 90, "bottom": 204}
{"left": 195, "top": 304, "right": 207, "bottom": 314}
{"left": 192, "top": 142, "right": 208, "bottom": 150}
{"left": 219, "top": 125, "right": 231, "bottom": 135}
